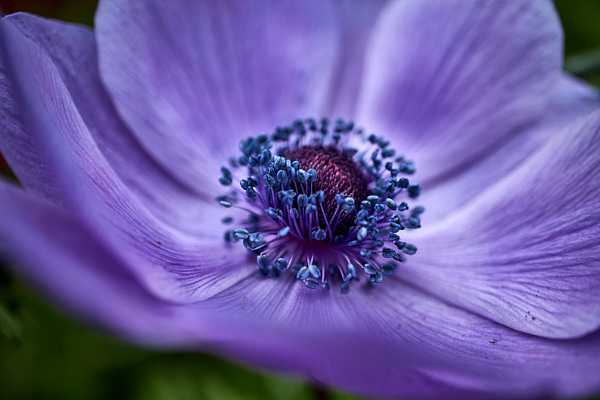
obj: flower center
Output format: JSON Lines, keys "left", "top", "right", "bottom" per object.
{"left": 284, "top": 145, "right": 369, "bottom": 235}
{"left": 217, "top": 118, "right": 423, "bottom": 294}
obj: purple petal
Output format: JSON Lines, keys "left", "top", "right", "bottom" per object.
{"left": 423, "top": 74, "right": 600, "bottom": 222}
{"left": 325, "top": 0, "right": 389, "bottom": 117}
{"left": 0, "top": 15, "right": 250, "bottom": 303}
{"left": 358, "top": 0, "right": 562, "bottom": 184}
{"left": 205, "top": 276, "right": 600, "bottom": 398}
{"left": 0, "top": 180, "right": 216, "bottom": 346}
{"left": 0, "top": 13, "right": 219, "bottom": 226}
{"left": 406, "top": 111, "right": 600, "bottom": 339}
{"left": 95, "top": 0, "right": 339, "bottom": 192}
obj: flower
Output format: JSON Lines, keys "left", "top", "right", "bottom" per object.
{"left": 1, "top": 0, "right": 600, "bottom": 398}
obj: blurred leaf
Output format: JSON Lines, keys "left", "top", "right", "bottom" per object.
{"left": 133, "top": 355, "right": 312, "bottom": 400}
{"left": 0, "top": 303, "right": 21, "bottom": 341}
{"left": 565, "top": 48, "right": 600, "bottom": 87}
{"left": 554, "top": 0, "right": 600, "bottom": 56}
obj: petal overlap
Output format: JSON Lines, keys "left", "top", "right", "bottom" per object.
{"left": 407, "top": 112, "right": 600, "bottom": 338}
{"left": 358, "top": 0, "right": 562, "bottom": 185}
{"left": 0, "top": 14, "right": 250, "bottom": 303}
{"left": 95, "top": 0, "right": 339, "bottom": 192}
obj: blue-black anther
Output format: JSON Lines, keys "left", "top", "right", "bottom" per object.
{"left": 381, "top": 263, "right": 396, "bottom": 275}
{"left": 316, "top": 190, "right": 325, "bottom": 203}
{"left": 275, "top": 258, "right": 289, "bottom": 272}
{"left": 296, "top": 266, "right": 310, "bottom": 280}
{"left": 408, "top": 217, "right": 421, "bottom": 229}
{"left": 305, "top": 278, "right": 319, "bottom": 289}
{"left": 312, "top": 228, "right": 327, "bottom": 240}
{"left": 357, "top": 227, "right": 368, "bottom": 241}
{"left": 348, "top": 264, "right": 358, "bottom": 279}
{"left": 397, "top": 202, "right": 409, "bottom": 211}
{"left": 266, "top": 207, "right": 282, "bottom": 219}
{"left": 249, "top": 233, "right": 263, "bottom": 244}
{"left": 373, "top": 204, "right": 385, "bottom": 214}
{"left": 408, "top": 184, "right": 421, "bottom": 198}
{"left": 297, "top": 169, "right": 308, "bottom": 183}
{"left": 277, "top": 169, "right": 287, "bottom": 183}
{"left": 397, "top": 178, "right": 409, "bottom": 188}
{"left": 363, "top": 263, "right": 377, "bottom": 275}
{"left": 340, "top": 282, "right": 350, "bottom": 294}
{"left": 381, "top": 149, "right": 395, "bottom": 158}
{"left": 277, "top": 226, "right": 291, "bottom": 237}
{"left": 263, "top": 174, "right": 276, "bottom": 187}
{"left": 306, "top": 204, "right": 318, "bottom": 214}
{"left": 412, "top": 206, "right": 426, "bottom": 215}
{"left": 257, "top": 254, "right": 269, "bottom": 270}
{"left": 234, "top": 229, "right": 249, "bottom": 240}
{"left": 403, "top": 243, "right": 418, "bottom": 255}
{"left": 308, "top": 264, "right": 321, "bottom": 278}
{"left": 370, "top": 271, "right": 383, "bottom": 283}
{"left": 246, "top": 187, "right": 257, "bottom": 199}
{"left": 219, "top": 176, "right": 232, "bottom": 186}
{"left": 385, "top": 198, "right": 397, "bottom": 210}
{"left": 382, "top": 247, "right": 396, "bottom": 258}
{"left": 389, "top": 221, "right": 404, "bottom": 233}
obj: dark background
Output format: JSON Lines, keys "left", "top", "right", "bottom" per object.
{"left": 0, "top": 1, "right": 599, "bottom": 399}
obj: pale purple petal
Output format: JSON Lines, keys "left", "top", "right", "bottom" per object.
{"left": 0, "top": 16, "right": 249, "bottom": 303}
{"left": 95, "top": 0, "right": 339, "bottom": 192}
{"left": 0, "top": 13, "right": 220, "bottom": 226}
{"left": 0, "top": 179, "right": 215, "bottom": 346}
{"left": 406, "top": 112, "right": 600, "bottom": 338}
{"left": 203, "top": 275, "right": 600, "bottom": 398}
{"left": 325, "top": 0, "right": 388, "bottom": 117}
{"left": 422, "top": 74, "right": 600, "bottom": 222}
{"left": 358, "top": 0, "right": 562, "bottom": 184}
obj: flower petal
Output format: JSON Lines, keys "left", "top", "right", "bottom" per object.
{"left": 204, "top": 275, "right": 600, "bottom": 398}
{"left": 325, "top": 0, "right": 389, "bottom": 117}
{"left": 407, "top": 111, "right": 600, "bottom": 339}
{"left": 358, "top": 0, "right": 562, "bottom": 184}
{"left": 0, "top": 14, "right": 250, "bottom": 303}
{"left": 0, "top": 13, "right": 219, "bottom": 227}
{"left": 95, "top": 0, "right": 339, "bottom": 192}
{"left": 422, "top": 74, "right": 600, "bottom": 222}
{"left": 0, "top": 180, "right": 213, "bottom": 346}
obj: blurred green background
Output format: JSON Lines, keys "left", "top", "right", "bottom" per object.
{"left": 0, "top": 1, "right": 599, "bottom": 399}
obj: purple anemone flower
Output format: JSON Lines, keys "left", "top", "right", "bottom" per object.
{"left": 1, "top": 0, "right": 600, "bottom": 398}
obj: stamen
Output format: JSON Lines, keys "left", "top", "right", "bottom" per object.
{"left": 217, "top": 118, "right": 423, "bottom": 294}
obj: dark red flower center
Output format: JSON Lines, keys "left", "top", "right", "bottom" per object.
{"left": 285, "top": 145, "right": 369, "bottom": 234}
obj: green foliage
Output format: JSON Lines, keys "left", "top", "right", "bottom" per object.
{"left": 555, "top": 0, "right": 600, "bottom": 86}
